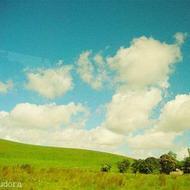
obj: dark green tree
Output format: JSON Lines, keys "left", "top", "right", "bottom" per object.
{"left": 168, "top": 151, "right": 177, "bottom": 160}
{"left": 131, "top": 159, "right": 153, "bottom": 174}
{"left": 159, "top": 154, "right": 176, "bottom": 174}
{"left": 176, "top": 160, "right": 184, "bottom": 170}
{"left": 117, "top": 159, "right": 130, "bottom": 173}
{"left": 183, "top": 157, "right": 190, "bottom": 173}
{"left": 145, "top": 157, "right": 160, "bottom": 173}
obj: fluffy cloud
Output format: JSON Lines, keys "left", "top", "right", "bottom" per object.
{"left": 76, "top": 51, "right": 109, "bottom": 90}
{"left": 102, "top": 88, "right": 162, "bottom": 134}
{"left": 0, "top": 80, "right": 13, "bottom": 94}
{"left": 176, "top": 147, "right": 189, "bottom": 160}
{"left": 89, "top": 127, "right": 125, "bottom": 147}
{"left": 125, "top": 93, "right": 190, "bottom": 158}
{"left": 0, "top": 34, "right": 188, "bottom": 159}
{"left": 0, "top": 102, "right": 88, "bottom": 129}
{"left": 157, "top": 94, "right": 190, "bottom": 132}
{"left": 127, "top": 131, "right": 177, "bottom": 150}
{"left": 174, "top": 32, "right": 188, "bottom": 45}
{"left": 125, "top": 130, "right": 187, "bottom": 159}
{"left": 107, "top": 36, "right": 182, "bottom": 89}
{"left": 26, "top": 66, "right": 73, "bottom": 99}
{"left": 0, "top": 102, "right": 124, "bottom": 151}
{"left": 0, "top": 109, "right": 123, "bottom": 151}
{"left": 126, "top": 131, "right": 189, "bottom": 160}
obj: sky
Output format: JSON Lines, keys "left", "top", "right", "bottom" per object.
{"left": 0, "top": 0, "right": 190, "bottom": 159}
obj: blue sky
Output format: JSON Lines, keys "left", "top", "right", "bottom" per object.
{"left": 0, "top": 0, "right": 190, "bottom": 159}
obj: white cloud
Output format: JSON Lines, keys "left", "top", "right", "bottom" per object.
{"left": 76, "top": 51, "right": 109, "bottom": 90}
{"left": 127, "top": 131, "right": 177, "bottom": 150}
{"left": 0, "top": 108, "right": 123, "bottom": 152}
{"left": 125, "top": 130, "right": 186, "bottom": 159}
{"left": 124, "top": 93, "right": 190, "bottom": 158}
{"left": 0, "top": 102, "right": 88, "bottom": 129}
{"left": 102, "top": 88, "right": 162, "bottom": 134}
{"left": 0, "top": 34, "right": 188, "bottom": 159}
{"left": 107, "top": 36, "right": 182, "bottom": 89}
{"left": 26, "top": 65, "right": 73, "bottom": 99}
{"left": 0, "top": 80, "right": 13, "bottom": 94}
{"left": 176, "top": 147, "right": 189, "bottom": 160}
{"left": 126, "top": 132, "right": 189, "bottom": 160}
{"left": 0, "top": 102, "right": 124, "bottom": 151}
{"left": 157, "top": 94, "right": 190, "bottom": 132}
{"left": 90, "top": 127, "right": 125, "bottom": 147}
{"left": 174, "top": 32, "right": 188, "bottom": 45}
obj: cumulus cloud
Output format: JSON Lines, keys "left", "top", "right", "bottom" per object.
{"left": 102, "top": 88, "right": 162, "bottom": 134}
{"left": 127, "top": 131, "right": 177, "bottom": 150}
{"left": 157, "top": 94, "right": 190, "bottom": 132}
{"left": 0, "top": 102, "right": 124, "bottom": 151}
{"left": 107, "top": 36, "right": 182, "bottom": 89}
{"left": 0, "top": 102, "right": 89, "bottom": 129}
{"left": 176, "top": 147, "right": 189, "bottom": 160}
{"left": 0, "top": 34, "right": 188, "bottom": 159}
{"left": 126, "top": 133, "right": 189, "bottom": 160}
{"left": 26, "top": 65, "right": 73, "bottom": 99}
{"left": 89, "top": 127, "right": 125, "bottom": 147}
{"left": 0, "top": 80, "right": 13, "bottom": 94}
{"left": 0, "top": 109, "right": 123, "bottom": 151}
{"left": 174, "top": 32, "right": 188, "bottom": 45}
{"left": 125, "top": 130, "right": 187, "bottom": 159}
{"left": 76, "top": 51, "right": 109, "bottom": 90}
{"left": 125, "top": 93, "right": 190, "bottom": 158}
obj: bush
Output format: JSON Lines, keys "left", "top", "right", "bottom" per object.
{"left": 131, "top": 159, "right": 153, "bottom": 174}
{"left": 117, "top": 159, "right": 130, "bottom": 173}
{"left": 145, "top": 157, "right": 160, "bottom": 173}
{"left": 176, "top": 160, "right": 184, "bottom": 170}
{"left": 159, "top": 154, "right": 176, "bottom": 174}
{"left": 183, "top": 157, "right": 190, "bottom": 173}
{"left": 100, "top": 163, "right": 111, "bottom": 172}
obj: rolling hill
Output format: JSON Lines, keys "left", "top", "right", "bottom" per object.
{"left": 0, "top": 139, "right": 189, "bottom": 190}
{"left": 0, "top": 139, "right": 129, "bottom": 171}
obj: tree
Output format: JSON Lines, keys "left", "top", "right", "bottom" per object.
{"left": 131, "top": 159, "right": 153, "bottom": 174}
{"left": 168, "top": 151, "right": 177, "bottom": 160}
{"left": 183, "top": 157, "right": 190, "bottom": 173}
{"left": 131, "top": 160, "right": 139, "bottom": 173}
{"left": 117, "top": 159, "right": 130, "bottom": 173}
{"left": 145, "top": 157, "right": 160, "bottom": 173}
{"left": 100, "top": 163, "right": 111, "bottom": 172}
{"left": 176, "top": 160, "right": 184, "bottom": 170}
{"left": 160, "top": 154, "right": 176, "bottom": 174}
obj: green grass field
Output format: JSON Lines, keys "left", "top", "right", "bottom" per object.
{"left": 0, "top": 139, "right": 128, "bottom": 171}
{"left": 0, "top": 139, "right": 189, "bottom": 190}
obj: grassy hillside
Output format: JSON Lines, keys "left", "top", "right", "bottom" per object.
{"left": 0, "top": 139, "right": 128, "bottom": 171}
{"left": 0, "top": 139, "right": 190, "bottom": 190}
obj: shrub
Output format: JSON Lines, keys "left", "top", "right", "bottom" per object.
{"left": 176, "top": 160, "right": 184, "bottom": 170}
{"left": 183, "top": 157, "right": 190, "bottom": 173}
{"left": 131, "top": 159, "right": 153, "bottom": 174}
{"left": 160, "top": 154, "right": 176, "bottom": 174}
{"left": 145, "top": 157, "right": 160, "bottom": 173}
{"left": 117, "top": 159, "right": 130, "bottom": 173}
{"left": 131, "top": 160, "right": 138, "bottom": 173}
{"left": 100, "top": 163, "right": 111, "bottom": 172}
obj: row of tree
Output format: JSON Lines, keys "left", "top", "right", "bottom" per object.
{"left": 101, "top": 150, "right": 190, "bottom": 174}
